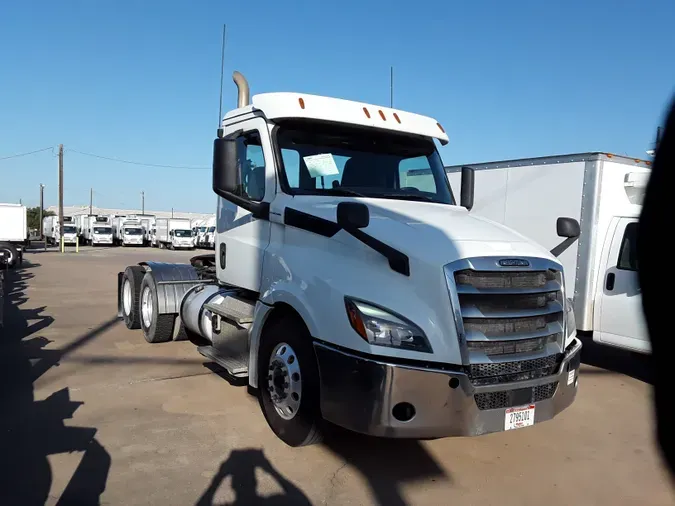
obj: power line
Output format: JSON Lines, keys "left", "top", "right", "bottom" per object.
{"left": 67, "top": 148, "right": 210, "bottom": 170}
{"left": 0, "top": 147, "right": 53, "bottom": 161}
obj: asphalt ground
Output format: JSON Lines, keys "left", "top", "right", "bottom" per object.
{"left": 1, "top": 245, "right": 672, "bottom": 505}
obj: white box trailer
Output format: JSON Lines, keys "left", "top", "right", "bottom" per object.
{"left": 155, "top": 218, "right": 193, "bottom": 249}
{"left": 447, "top": 152, "right": 650, "bottom": 354}
{"left": 0, "top": 203, "right": 27, "bottom": 268}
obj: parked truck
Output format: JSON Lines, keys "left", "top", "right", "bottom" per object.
{"left": 446, "top": 153, "right": 649, "bottom": 354}
{"left": 155, "top": 218, "right": 193, "bottom": 249}
{"left": 113, "top": 217, "right": 145, "bottom": 247}
{"left": 83, "top": 216, "right": 113, "bottom": 246}
{"left": 0, "top": 203, "right": 27, "bottom": 268}
{"left": 203, "top": 215, "right": 216, "bottom": 249}
{"left": 43, "top": 215, "right": 78, "bottom": 246}
{"left": 117, "top": 72, "right": 581, "bottom": 447}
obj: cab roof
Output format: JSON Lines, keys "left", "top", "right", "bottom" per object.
{"left": 223, "top": 92, "right": 449, "bottom": 145}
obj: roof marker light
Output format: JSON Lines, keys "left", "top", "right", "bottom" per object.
{"left": 378, "top": 110, "right": 386, "bottom": 121}
{"left": 298, "top": 97, "right": 305, "bottom": 109}
{"left": 437, "top": 122, "right": 445, "bottom": 133}
{"left": 393, "top": 112, "right": 401, "bottom": 124}
{"left": 363, "top": 107, "right": 371, "bottom": 118}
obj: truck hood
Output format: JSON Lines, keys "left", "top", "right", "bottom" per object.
{"left": 287, "top": 197, "right": 556, "bottom": 266}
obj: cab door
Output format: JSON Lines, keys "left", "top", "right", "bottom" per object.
{"left": 594, "top": 217, "right": 649, "bottom": 353}
{"left": 216, "top": 116, "right": 274, "bottom": 292}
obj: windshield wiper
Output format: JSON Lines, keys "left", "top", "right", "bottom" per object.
{"left": 377, "top": 193, "right": 441, "bottom": 203}
{"left": 321, "top": 188, "right": 367, "bottom": 197}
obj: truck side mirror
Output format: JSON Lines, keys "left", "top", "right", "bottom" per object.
{"left": 460, "top": 166, "right": 475, "bottom": 211}
{"left": 212, "top": 137, "right": 240, "bottom": 196}
{"left": 556, "top": 217, "right": 580, "bottom": 238}
{"left": 337, "top": 202, "right": 369, "bottom": 229}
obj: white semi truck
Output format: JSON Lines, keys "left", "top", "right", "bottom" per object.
{"left": 118, "top": 72, "right": 581, "bottom": 447}
{"left": 83, "top": 216, "right": 113, "bottom": 246}
{"left": 447, "top": 153, "right": 649, "bottom": 354}
{"left": 0, "top": 203, "right": 27, "bottom": 268}
{"left": 43, "top": 215, "right": 77, "bottom": 245}
{"left": 155, "top": 218, "right": 194, "bottom": 249}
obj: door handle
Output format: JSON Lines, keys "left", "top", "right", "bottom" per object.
{"left": 606, "top": 272, "right": 615, "bottom": 291}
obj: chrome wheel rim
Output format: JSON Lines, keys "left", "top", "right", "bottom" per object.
{"left": 267, "top": 342, "right": 301, "bottom": 420}
{"left": 141, "top": 286, "right": 153, "bottom": 329}
{"left": 122, "top": 279, "right": 132, "bottom": 316}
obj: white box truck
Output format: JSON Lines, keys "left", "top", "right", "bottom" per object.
{"left": 0, "top": 203, "right": 27, "bottom": 268}
{"left": 447, "top": 153, "right": 649, "bottom": 354}
{"left": 43, "top": 215, "right": 78, "bottom": 245}
{"left": 203, "top": 215, "right": 216, "bottom": 249}
{"left": 117, "top": 72, "right": 581, "bottom": 447}
{"left": 120, "top": 219, "right": 145, "bottom": 247}
{"left": 155, "top": 218, "right": 193, "bottom": 249}
{"left": 83, "top": 216, "right": 113, "bottom": 246}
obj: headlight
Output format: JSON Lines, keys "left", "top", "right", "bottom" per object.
{"left": 565, "top": 297, "right": 576, "bottom": 346}
{"left": 344, "top": 298, "right": 432, "bottom": 353}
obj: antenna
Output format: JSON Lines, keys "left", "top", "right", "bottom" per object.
{"left": 218, "top": 24, "right": 227, "bottom": 126}
{"left": 390, "top": 66, "right": 394, "bottom": 108}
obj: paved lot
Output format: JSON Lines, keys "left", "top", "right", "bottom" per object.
{"left": 1, "top": 246, "right": 672, "bottom": 505}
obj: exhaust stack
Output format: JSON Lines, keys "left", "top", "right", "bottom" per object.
{"left": 233, "top": 71, "right": 250, "bottom": 108}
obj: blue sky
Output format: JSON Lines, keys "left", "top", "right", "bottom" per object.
{"left": 1, "top": 0, "right": 673, "bottom": 213}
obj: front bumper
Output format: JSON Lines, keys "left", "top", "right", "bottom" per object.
{"left": 314, "top": 338, "right": 582, "bottom": 439}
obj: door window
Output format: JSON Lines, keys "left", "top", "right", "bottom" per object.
{"left": 617, "top": 222, "right": 638, "bottom": 271}
{"left": 234, "top": 132, "right": 266, "bottom": 202}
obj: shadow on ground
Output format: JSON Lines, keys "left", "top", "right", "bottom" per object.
{"left": 579, "top": 334, "right": 652, "bottom": 384}
{"left": 0, "top": 261, "right": 113, "bottom": 505}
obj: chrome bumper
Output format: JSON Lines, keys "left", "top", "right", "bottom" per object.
{"left": 314, "top": 338, "right": 582, "bottom": 439}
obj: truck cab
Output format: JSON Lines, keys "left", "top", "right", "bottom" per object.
{"left": 92, "top": 225, "right": 113, "bottom": 245}
{"left": 118, "top": 72, "right": 581, "bottom": 447}
{"left": 62, "top": 224, "right": 78, "bottom": 245}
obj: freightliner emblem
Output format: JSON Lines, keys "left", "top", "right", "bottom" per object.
{"left": 498, "top": 258, "right": 530, "bottom": 267}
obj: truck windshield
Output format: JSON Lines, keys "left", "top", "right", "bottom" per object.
{"left": 174, "top": 230, "right": 192, "bottom": 237}
{"left": 94, "top": 227, "right": 112, "bottom": 234}
{"left": 208, "top": 227, "right": 215, "bottom": 233}
{"left": 63, "top": 226, "right": 76, "bottom": 234}
{"left": 275, "top": 120, "right": 455, "bottom": 204}
{"left": 199, "top": 227, "right": 206, "bottom": 232}
{"left": 125, "top": 228, "right": 143, "bottom": 235}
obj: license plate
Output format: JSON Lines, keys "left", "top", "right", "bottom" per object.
{"left": 505, "top": 404, "right": 535, "bottom": 431}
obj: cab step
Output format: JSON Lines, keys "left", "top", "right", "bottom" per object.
{"left": 197, "top": 343, "right": 249, "bottom": 378}
{"left": 204, "top": 294, "right": 255, "bottom": 327}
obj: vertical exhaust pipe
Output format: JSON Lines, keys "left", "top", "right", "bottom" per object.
{"left": 233, "top": 71, "right": 250, "bottom": 108}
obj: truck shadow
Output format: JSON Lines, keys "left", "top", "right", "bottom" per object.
{"left": 322, "top": 427, "right": 449, "bottom": 506}
{"left": 579, "top": 335, "right": 652, "bottom": 384}
{"left": 0, "top": 261, "right": 112, "bottom": 506}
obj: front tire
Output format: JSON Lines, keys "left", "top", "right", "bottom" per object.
{"left": 139, "top": 274, "right": 174, "bottom": 343}
{"left": 121, "top": 266, "right": 145, "bottom": 329}
{"left": 0, "top": 242, "right": 19, "bottom": 269}
{"left": 257, "top": 314, "right": 323, "bottom": 447}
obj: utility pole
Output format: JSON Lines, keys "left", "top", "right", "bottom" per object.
{"left": 171, "top": 207, "right": 174, "bottom": 218}
{"left": 58, "top": 144, "right": 64, "bottom": 252}
{"left": 390, "top": 66, "right": 394, "bottom": 108}
{"left": 39, "top": 184, "right": 44, "bottom": 239}
{"left": 89, "top": 187, "right": 93, "bottom": 215}
{"left": 141, "top": 191, "right": 145, "bottom": 214}
{"left": 19, "top": 198, "right": 22, "bottom": 205}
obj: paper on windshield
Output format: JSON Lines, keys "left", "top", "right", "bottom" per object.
{"left": 303, "top": 154, "right": 339, "bottom": 178}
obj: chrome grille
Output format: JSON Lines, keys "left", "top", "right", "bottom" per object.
{"left": 468, "top": 354, "right": 563, "bottom": 385}
{"left": 446, "top": 259, "right": 565, "bottom": 387}
{"left": 475, "top": 381, "right": 559, "bottom": 410}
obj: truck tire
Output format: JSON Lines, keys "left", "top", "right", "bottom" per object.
{"left": 257, "top": 314, "right": 324, "bottom": 447}
{"left": 0, "top": 242, "right": 19, "bottom": 269}
{"left": 120, "top": 266, "right": 145, "bottom": 329}
{"left": 139, "top": 273, "right": 174, "bottom": 343}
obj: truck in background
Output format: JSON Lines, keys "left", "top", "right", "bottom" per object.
{"left": 447, "top": 152, "right": 649, "bottom": 354}
{"left": 43, "top": 215, "right": 78, "bottom": 246}
{"left": 155, "top": 218, "right": 193, "bottom": 249}
{"left": 0, "top": 203, "right": 27, "bottom": 268}
{"left": 202, "top": 215, "right": 216, "bottom": 249}
{"left": 120, "top": 219, "right": 145, "bottom": 247}
{"left": 191, "top": 219, "right": 205, "bottom": 247}
{"left": 117, "top": 72, "right": 581, "bottom": 447}
{"left": 83, "top": 215, "right": 113, "bottom": 246}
